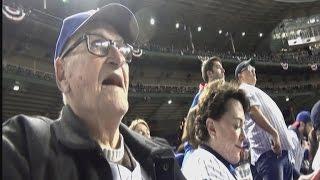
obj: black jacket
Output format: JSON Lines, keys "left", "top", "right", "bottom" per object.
{"left": 3, "top": 106, "right": 185, "bottom": 180}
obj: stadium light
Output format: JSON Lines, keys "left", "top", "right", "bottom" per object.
{"left": 197, "top": 26, "right": 202, "bottom": 32}
{"left": 168, "top": 99, "right": 172, "bottom": 104}
{"left": 13, "top": 81, "right": 20, "bottom": 91}
{"left": 219, "top": 29, "right": 222, "bottom": 34}
{"left": 150, "top": 18, "right": 155, "bottom": 25}
{"left": 175, "top": 23, "right": 180, "bottom": 29}
{"left": 242, "top": 32, "right": 246, "bottom": 36}
{"left": 286, "top": 96, "right": 290, "bottom": 102}
{"left": 259, "top": 33, "right": 263, "bottom": 37}
{"left": 13, "top": 84, "right": 20, "bottom": 91}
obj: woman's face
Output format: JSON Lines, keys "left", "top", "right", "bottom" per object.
{"left": 210, "top": 98, "right": 246, "bottom": 164}
{"left": 134, "top": 123, "right": 151, "bottom": 138}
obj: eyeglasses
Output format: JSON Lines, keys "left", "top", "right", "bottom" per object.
{"left": 60, "top": 34, "right": 133, "bottom": 63}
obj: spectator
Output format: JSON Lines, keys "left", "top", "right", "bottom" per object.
{"left": 235, "top": 59, "right": 296, "bottom": 180}
{"left": 2, "top": 3, "right": 185, "bottom": 180}
{"left": 129, "top": 118, "right": 151, "bottom": 139}
{"left": 182, "top": 80, "right": 249, "bottom": 179}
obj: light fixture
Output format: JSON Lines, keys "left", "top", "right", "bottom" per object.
{"left": 197, "top": 26, "right": 202, "bottom": 32}
{"left": 259, "top": 33, "right": 263, "bottom": 37}
{"left": 242, "top": 32, "right": 246, "bottom": 36}
{"left": 13, "top": 85, "right": 20, "bottom": 91}
{"left": 150, "top": 18, "right": 155, "bottom": 25}
{"left": 168, "top": 99, "right": 172, "bottom": 104}
{"left": 286, "top": 96, "right": 290, "bottom": 102}
{"left": 219, "top": 30, "right": 222, "bottom": 34}
{"left": 175, "top": 23, "right": 180, "bottom": 29}
{"left": 13, "top": 81, "right": 20, "bottom": 91}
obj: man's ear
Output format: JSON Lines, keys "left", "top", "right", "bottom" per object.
{"left": 237, "top": 72, "right": 243, "bottom": 81}
{"left": 206, "top": 118, "right": 216, "bottom": 137}
{"left": 55, "top": 58, "right": 70, "bottom": 93}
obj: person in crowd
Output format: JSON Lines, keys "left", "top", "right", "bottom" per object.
{"left": 310, "top": 100, "right": 320, "bottom": 178}
{"left": 129, "top": 118, "right": 151, "bottom": 139}
{"left": 177, "top": 56, "right": 225, "bottom": 167}
{"left": 190, "top": 56, "right": 225, "bottom": 108}
{"left": 176, "top": 107, "right": 199, "bottom": 167}
{"left": 289, "top": 111, "right": 312, "bottom": 139}
{"left": 182, "top": 80, "right": 250, "bottom": 179}
{"left": 235, "top": 59, "right": 296, "bottom": 180}
{"left": 288, "top": 111, "right": 313, "bottom": 174}
{"left": 299, "top": 100, "right": 320, "bottom": 180}
{"left": 3, "top": 3, "right": 185, "bottom": 180}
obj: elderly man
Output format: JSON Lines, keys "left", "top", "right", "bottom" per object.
{"left": 235, "top": 59, "right": 295, "bottom": 180}
{"left": 3, "top": 3, "right": 185, "bottom": 180}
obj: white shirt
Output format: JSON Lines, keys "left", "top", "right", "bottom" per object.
{"left": 312, "top": 147, "right": 320, "bottom": 171}
{"left": 287, "top": 128, "right": 305, "bottom": 171}
{"left": 100, "top": 134, "right": 148, "bottom": 180}
{"left": 239, "top": 83, "right": 294, "bottom": 165}
{"left": 182, "top": 146, "right": 238, "bottom": 180}
{"left": 109, "top": 158, "right": 145, "bottom": 180}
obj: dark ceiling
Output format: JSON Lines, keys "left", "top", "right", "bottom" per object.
{"left": 4, "top": 0, "right": 320, "bottom": 53}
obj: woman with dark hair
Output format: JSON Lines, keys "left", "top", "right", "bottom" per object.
{"left": 182, "top": 80, "right": 249, "bottom": 180}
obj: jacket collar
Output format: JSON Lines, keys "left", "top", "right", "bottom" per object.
{"left": 51, "top": 105, "right": 99, "bottom": 150}
{"left": 51, "top": 105, "right": 170, "bottom": 154}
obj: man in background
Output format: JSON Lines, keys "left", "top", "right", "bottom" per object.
{"left": 235, "top": 59, "right": 295, "bottom": 180}
{"left": 190, "top": 56, "right": 225, "bottom": 108}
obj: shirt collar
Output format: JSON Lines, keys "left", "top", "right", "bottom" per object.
{"left": 51, "top": 105, "right": 99, "bottom": 150}
{"left": 200, "top": 144, "right": 237, "bottom": 178}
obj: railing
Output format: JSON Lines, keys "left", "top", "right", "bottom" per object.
{"left": 138, "top": 44, "right": 320, "bottom": 64}
{"left": 3, "top": 63, "right": 318, "bottom": 95}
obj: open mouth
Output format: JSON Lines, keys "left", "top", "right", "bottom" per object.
{"left": 102, "top": 74, "right": 123, "bottom": 88}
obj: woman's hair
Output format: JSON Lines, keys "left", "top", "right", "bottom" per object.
{"left": 195, "top": 80, "right": 249, "bottom": 143}
{"left": 182, "top": 106, "right": 200, "bottom": 148}
{"left": 129, "top": 118, "right": 150, "bottom": 131}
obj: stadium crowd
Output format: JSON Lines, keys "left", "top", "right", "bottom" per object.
{"left": 140, "top": 42, "right": 320, "bottom": 64}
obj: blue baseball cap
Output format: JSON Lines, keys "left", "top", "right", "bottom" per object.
{"left": 311, "top": 100, "right": 320, "bottom": 130}
{"left": 54, "top": 3, "right": 139, "bottom": 61}
{"left": 296, "top": 111, "right": 311, "bottom": 123}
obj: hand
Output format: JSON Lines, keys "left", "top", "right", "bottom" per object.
{"left": 271, "top": 133, "right": 282, "bottom": 156}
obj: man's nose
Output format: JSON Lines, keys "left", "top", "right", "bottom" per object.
{"left": 240, "top": 128, "right": 246, "bottom": 140}
{"left": 106, "top": 46, "right": 126, "bottom": 68}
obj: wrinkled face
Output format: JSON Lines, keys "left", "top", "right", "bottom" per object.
{"left": 134, "top": 123, "right": 151, "bottom": 139}
{"left": 211, "top": 99, "right": 245, "bottom": 164}
{"left": 239, "top": 65, "right": 256, "bottom": 85}
{"left": 209, "top": 61, "right": 225, "bottom": 82}
{"left": 61, "top": 23, "right": 129, "bottom": 123}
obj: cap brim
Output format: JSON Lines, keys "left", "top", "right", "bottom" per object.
{"left": 235, "top": 58, "right": 254, "bottom": 79}
{"left": 74, "top": 3, "right": 139, "bottom": 44}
